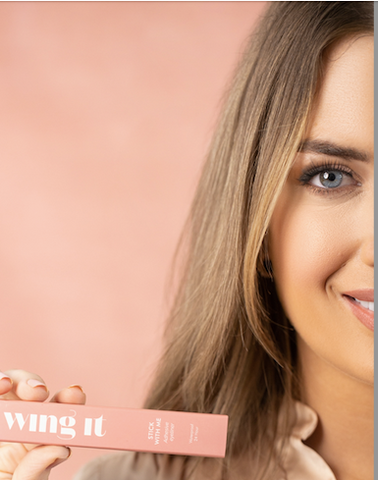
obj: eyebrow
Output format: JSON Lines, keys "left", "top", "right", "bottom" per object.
{"left": 298, "top": 139, "right": 370, "bottom": 163}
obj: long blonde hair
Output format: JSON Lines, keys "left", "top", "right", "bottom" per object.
{"left": 144, "top": 2, "right": 373, "bottom": 476}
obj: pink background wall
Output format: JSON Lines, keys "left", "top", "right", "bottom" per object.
{"left": 0, "top": 2, "right": 267, "bottom": 479}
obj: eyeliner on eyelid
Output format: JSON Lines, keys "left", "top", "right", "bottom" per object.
{"left": 298, "top": 162, "right": 354, "bottom": 184}
{"left": 296, "top": 161, "right": 362, "bottom": 197}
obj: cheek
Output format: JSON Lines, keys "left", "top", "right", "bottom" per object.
{"left": 269, "top": 198, "right": 351, "bottom": 314}
{"left": 269, "top": 195, "right": 374, "bottom": 386}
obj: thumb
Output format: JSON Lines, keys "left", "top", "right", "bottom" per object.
{"left": 13, "top": 446, "right": 70, "bottom": 480}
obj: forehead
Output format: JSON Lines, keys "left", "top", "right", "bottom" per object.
{"left": 305, "top": 35, "right": 374, "bottom": 157}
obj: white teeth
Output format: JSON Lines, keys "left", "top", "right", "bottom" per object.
{"left": 353, "top": 298, "right": 374, "bottom": 312}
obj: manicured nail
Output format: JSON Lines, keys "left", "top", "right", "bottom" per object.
{"left": 68, "top": 384, "right": 84, "bottom": 393}
{"left": 27, "top": 379, "right": 47, "bottom": 390}
{"left": 0, "top": 372, "right": 13, "bottom": 386}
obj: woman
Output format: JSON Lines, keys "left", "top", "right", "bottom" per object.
{"left": 0, "top": 2, "right": 373, "bottom": 479}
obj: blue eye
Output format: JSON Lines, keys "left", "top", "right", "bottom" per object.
{"left": 311, "top": 170, "right": 345, "bottom": 189}
{"left": 299, "top": 163, "right": 357, "bottom": 191}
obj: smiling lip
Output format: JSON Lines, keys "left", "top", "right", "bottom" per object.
{"left": 342, "top": 289, "right": 374, "bottom": 332}
{"left": 343, "top": 289, "right": 374, "bottom": 302}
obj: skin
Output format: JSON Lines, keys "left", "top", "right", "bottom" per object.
{"left": 0, "top": 35, "right": 373, "bottom": 480}
{"left": 0, "top": 371, "right": 85, "bottom": 479}
{"left": 269, "top": 36, "right": 373, "bottom": 480}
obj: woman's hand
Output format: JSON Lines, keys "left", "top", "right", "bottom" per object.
{"left": 0, "top": 370, "right": 86, "bottom": 480}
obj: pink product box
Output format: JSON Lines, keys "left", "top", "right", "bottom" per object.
{"left": 0, "top": 401, "right": 228, "bottom": 458}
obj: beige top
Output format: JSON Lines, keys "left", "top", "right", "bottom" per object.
{"left": 73, "top": 402, "right": 336, "bottom": 480}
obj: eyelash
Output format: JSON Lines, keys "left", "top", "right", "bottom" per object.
{"left": 298, "top": 162, "right": 359, "bottom": 195}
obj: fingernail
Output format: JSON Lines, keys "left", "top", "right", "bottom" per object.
{"left": 47, "top": 448, "right": 71, "bottom": 470}
{"left": 27, "top": 379, "right": 47, "bottom": 390}
{"left": 68, "top": 384, "right": 84, "bottom": 393}
{"left": 0, "top": 372, "right": 13, "bottom": 386}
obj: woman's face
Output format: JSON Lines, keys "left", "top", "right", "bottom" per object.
{"left": 269, "top": 35, "right": 374, "bottom": 386}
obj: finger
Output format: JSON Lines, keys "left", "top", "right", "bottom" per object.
{"left": 0, "top": 442, "right": 29, "bottom": 479}
{"left": 50, "top": 385, "right": 86, "bottom": 405}
{"left": 0, "top": 373, "right": 13, "bottom": 396}
{"left": 1, "top": 370, "right": 49, "bottom": 402}
{"left": 12, "top": 445, "right": 70, "bottom": 480}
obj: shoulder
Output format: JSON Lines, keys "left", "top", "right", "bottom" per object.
{"left": 72, "top": 402, "right": 333, "bottom": 480}
{"left": 72, "top": 452, "right": 189, "bottom": 480}
{"left": 72, "top": 451, "right": 260, "bottom": 480}
{"left": 72, "top": 452, "right": 158, "bottom": 480}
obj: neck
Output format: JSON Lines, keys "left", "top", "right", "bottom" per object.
{"left": 298, "top": 338, "right": 374, "bottom": 480}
